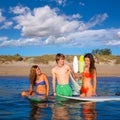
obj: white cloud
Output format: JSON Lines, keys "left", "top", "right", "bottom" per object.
{"left": 0, "top": 36, "right": 8, "bottom": 41}
{"left": 106, "top": 40, "right": 120, "bottom": 46}
{"left": 117, "top": 31, "right": 120, "bottom": 38}
{"left": 13, "top": 5, "right": 107, "bottom": 39}
{"left": 71, "top": 14, "right": 82, "bottom": 19}
{"left": 0, "top": 37, "right": 42, "bottom": 47}
{"left": 104, "top": 30, "right": 120, "bottom": 46}
{"left": 89, "top": 13, "right": 108, "bottom": 25}
{"left": 79, "top": 2, "right": 85, "bottom": 6}
{"left": 55, "top": 0, "right": 66, "bottom": 6}
{"left": 0, "top": 11, "right": 5, "bottom": 23}
{"left": 40, "top": 28, "right": 116, "bottom": 47}
{"left": 79, "top": 13, "right": 108, "bottom": 31}
{"left": 1, "top": 5, "right": 119, "bottom": 48}
{"left": 63, "top": 13, "right": 82, "bottom": 21}
{"left": 45, "top": 36, "right": 56, "bottom": 44}
{"left": 10, "top": 5, "right": 30, "bottom": 15}
{"left": 0, "top": 28, "right": 120, "bottom": 47}
{"left": 13, "top": 5, "right": 79, "bottom": 37}
{"left": 0, "top": 21, "right": 13, "bottom": 29}
{"left": 0, "top": 10, "right": 13, "bottom": 29}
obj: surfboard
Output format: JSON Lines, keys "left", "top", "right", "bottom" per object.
{"left": 73, "top": 56, "right": 78, "bottom": 73}
{"left": 71, "top": 56, "right": 82, "bottom": 95}
{"left": 28, "top": 95, "right": 47, "bottom": 103}
{"left": 78, "top": 55, "right": 85, "bottom": 87}
{"left": 70, "top": 73, "right": 81, "bottom": 95}
{"left": 58, "top": 95, "right": 120, "bottom": 102}
{"left": 78, "top": 55, "right": 85, "bottom": 73}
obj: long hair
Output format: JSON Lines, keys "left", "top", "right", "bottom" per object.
{"left": 56, "top": 53, "right": 65, "bottom": 64}
{"left": 84, "top": 53, "right": 96, "bottom": 74}
{"left": 29, "top": 65, "right": 38, "bottom": 85}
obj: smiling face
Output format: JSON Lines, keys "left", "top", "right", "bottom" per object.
{"left": 58, "top": 57, "right": 65, "bottom": 66}
{"left": 56, "top": 53, "right": 65, "bottom": 66}
{"left": 84, "top": 57, "right": 90, "bottom": 67}
{"left": 36, "top": 67, "right": 41, "bottom": 75}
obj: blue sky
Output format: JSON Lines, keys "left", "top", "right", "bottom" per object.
{"left": 0, "top": 0, "right": 120, "bottom": 56}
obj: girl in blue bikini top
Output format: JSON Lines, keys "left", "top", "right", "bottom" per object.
{"left": 21, "top": 65, "right": 50, "bottom": 97}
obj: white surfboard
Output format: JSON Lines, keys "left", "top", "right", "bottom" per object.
{"left": 58, "top": 95, "right": 120, "bottom": 102}
{"left": 70, "top": 73, "right": 81, "bottom": 94}
{"left": 71, "top": 56, "right": 81, "bottom": 95}
{"left": 73, "top": 56, "right": 78, "bottom": 73}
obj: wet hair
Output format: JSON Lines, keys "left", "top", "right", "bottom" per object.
{"left": 29, "top": 65, "right": 38, "bottom": 85}
{"left": 56, "top": 53, "right": 65, "bottom": 63}
{"left": 84, "top": 53, "right": 96, "bottom": 73}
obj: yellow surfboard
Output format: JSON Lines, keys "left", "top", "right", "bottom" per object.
{"left": 78, "top": 55, "right": 85, "bottom": 73}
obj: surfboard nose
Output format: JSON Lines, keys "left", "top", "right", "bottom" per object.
{"left": 73, "top": 56, "right": 78, "bottom": 73}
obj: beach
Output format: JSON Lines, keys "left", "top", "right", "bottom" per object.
{"left": 0, "top": 61, "right": 120, "bottom": 77}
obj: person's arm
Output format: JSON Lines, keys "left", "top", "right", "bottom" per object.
{"left": 93, "top": 69, "right": 97, "bottom": 96}
{"left": 44, "top": 74, "right": 50, "bottom": 96}
{"left": 29, "top": 84, "right": 34, "bottom": 95}
{"left": 69, "top": 66, "right": 81, "bottom": 80}
{"left": 52, "top": 68, "right": 56, "bottom": 96}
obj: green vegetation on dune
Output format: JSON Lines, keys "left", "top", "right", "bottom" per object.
{"left": 92, "top": 48, "right": 120, "bottom": 64}
{"left": 0, "top": 53, "right": 120, "bottom": 64}
{"left": 94, "top": 54, "right": 115, "bottom": 63}
{"left": 0, "top": 54, "right": 23, "bottom": 64}
{"left": 25, "top": 54, "right": 56, "bottom": 64}
{"left": 25, "top": 54, "right": 74, "bottom": 64}
{"left": 92, "top": 48, "right": 112, "bottom": 55}
{"left": 97, "top": 55, "right": 119, "bottom": 64}
{"left": 115, "top": 56, "right": 120, "bottom": 64}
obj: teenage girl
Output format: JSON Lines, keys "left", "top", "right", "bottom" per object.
{"left": 21, "top": 65, "right": 50, "bottom": 98}
{"left": 80, "top": 53, "right": 97, "bottom": 97}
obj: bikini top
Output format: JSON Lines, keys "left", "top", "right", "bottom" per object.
{"left": 82, "top": 72, "right": 93, "bottom": 78}
{"left": 35, "top": 81, "right": 45, "bottom": 86}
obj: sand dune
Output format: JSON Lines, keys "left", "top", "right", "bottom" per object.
{"left": 0, "top": 61, "right": 120, "bottom": 77}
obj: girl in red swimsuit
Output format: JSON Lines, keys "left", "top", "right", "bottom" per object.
{"left": 80, "top": 53, "right": 97, "bottom": 97}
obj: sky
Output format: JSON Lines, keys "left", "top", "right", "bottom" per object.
{"left": 0, "top": 0, "right": 120, "bottom": 56}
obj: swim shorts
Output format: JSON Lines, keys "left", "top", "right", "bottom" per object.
{"left": 56, "top": 84, "right": 72, "bottom": 96}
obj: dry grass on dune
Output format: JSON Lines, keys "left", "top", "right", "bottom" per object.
{"left": 0, "top": 54, "right": 120, "bottom": 77}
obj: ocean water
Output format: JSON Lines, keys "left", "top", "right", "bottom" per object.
{"left": 0, "top": 76, "right": 120, "bottom": 120}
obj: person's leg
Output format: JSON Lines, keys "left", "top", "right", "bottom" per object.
{"left": 21, "top": 90, "right": 35, "bottom": 97}
{"left": 63, "top": 84, "right": 72, "bottom": 96}
{"left": 21, "top": 90, "right": 29, "bottom": 97}
{"left": 80, "top": 93, "right": 85, "bottom": 97}
{"left": 86, "top": 87, "right": 93, "bottom": 97}
{"left": 80, "top": 87, "right": 88, "bottom": 97}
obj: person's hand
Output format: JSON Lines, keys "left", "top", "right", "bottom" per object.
{"left": 75, "top": 73, "right": 81, "bottom": 79}
{"left": 92, "top": 92, "right": 97, "bottom": 96}
{"left": 53, "top": 92, "right": 56, "bottom": 96}
{"left": 29, "top": 91, "right": 32, "bottom": 96}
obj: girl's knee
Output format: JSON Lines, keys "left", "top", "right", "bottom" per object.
{"left": 21, "top": 91, "right": 29, "bottom": 97}
{"left": 80, "top": 93, "right": 85, "bottom": 97}
{"left": 21, "top": 91, "right": 26, "bottom": 96}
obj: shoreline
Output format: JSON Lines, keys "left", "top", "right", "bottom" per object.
{"left": 0, "top": 61, "right": 120, "bottom": 77}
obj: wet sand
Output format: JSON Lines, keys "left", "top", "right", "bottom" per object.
{"left": 0, "top": 61, "right": 120, "bottom": 77}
